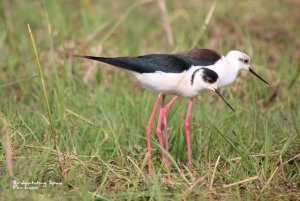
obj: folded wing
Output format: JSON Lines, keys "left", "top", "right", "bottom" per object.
{"left": 75, "top": 48, "right": 221, "bottom": 74}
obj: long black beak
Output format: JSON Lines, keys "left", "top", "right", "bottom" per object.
{"left": 214, "top": 89, "right": 235, "bottom": 112}
{"left": 249, "top": 68, "right": 269, "bottom": 85}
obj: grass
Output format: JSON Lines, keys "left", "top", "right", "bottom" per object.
{"left": 1, "top": 0, "right": 300, "bottom": 200}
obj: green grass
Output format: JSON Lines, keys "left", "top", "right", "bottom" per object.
{"left": 1, "top": 0, "right": 300, "bottom": 200}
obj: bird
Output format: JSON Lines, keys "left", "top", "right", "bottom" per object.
{"left": 74, "top": 49, "right": 236, "bottom": 176}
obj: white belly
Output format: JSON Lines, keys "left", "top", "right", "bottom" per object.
{"left": 132, "top": 71, "right": 202, "bottom": 98}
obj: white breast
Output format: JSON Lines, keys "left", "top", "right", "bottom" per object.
{"left": 131, "top": 66, "right": 203, "bottom": 98}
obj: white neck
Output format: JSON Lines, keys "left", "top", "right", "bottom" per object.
{"left": 206, "top": 56, "right": 240, "bottom": 88}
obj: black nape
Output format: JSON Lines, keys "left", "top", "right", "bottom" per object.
{"left": 202, "top": 68, "right": 218, "bottom": 84}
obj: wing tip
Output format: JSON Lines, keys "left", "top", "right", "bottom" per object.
{"left": 73, "top": 54, "right": 89, "bottom": 59}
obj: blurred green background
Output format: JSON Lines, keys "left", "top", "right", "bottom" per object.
{"left": 0, "top": 0, "right": 299, "bottom": 200}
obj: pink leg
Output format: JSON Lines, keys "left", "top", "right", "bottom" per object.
{"left": 146, "top": 94, "right": 161, "bottom": 176}
{"left": 162, "top": 96, "right": 178, "bottom": 152}
{"left": 184, "top": 98, "right": 193, "bottom": 169}
{"left": 156, "top": 95, "right": 170, "bottom": 168}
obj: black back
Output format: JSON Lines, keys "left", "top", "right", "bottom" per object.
{"left": 175, "top": 48, "right": 221, "bottom": 66}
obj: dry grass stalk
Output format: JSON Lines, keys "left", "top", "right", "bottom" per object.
{"left": 0, "top": 115, "right": 13, "bottom": 183}
{"left": 209, "top": 155, "right": 221, "bottom": 189}
{"left": 157, "top": 0, "right": 174, "bottom": 47}
{"left": 283, "top": 153, "right": 300, "bottom": 165}
{"left": 223, "top": 175, "right": 259, "bottom": 188}
{"left": 279, "top": 155, "right": 287, "bottom": 182}
{"left": 260, "top": 167, "right": 279, "bottom": 193}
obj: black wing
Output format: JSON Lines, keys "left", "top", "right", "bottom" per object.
{"left": 74, "top": 54, "right": 194, "bottom": 73}
{"left": 175, "top": 48, "right": 222, "bottom": 66}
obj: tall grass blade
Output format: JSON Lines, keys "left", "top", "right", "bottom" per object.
{"left": 27, "top": 24, "right": 65, "bottom": 178}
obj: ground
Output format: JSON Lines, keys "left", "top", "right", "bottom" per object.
{"left": 0, "top": 0, "right": 299, "bottom": 200}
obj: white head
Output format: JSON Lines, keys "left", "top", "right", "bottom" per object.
{"left": 226, "top": 50, "right": 269, "bottom": 85}
{"left": 191, "top": 68, "right": 218, "bottom": 91}
{"left": 192, "top": 68, "right": 235, "bottom": 111}
{"left": 226, "top": 50, "right": 250, "bottom": 71}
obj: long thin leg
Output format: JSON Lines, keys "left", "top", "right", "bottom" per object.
{"left": 184, "top": 98, "right": 193, "bottom": 169}
{"left": 146, "top": 94, "right": 161, "bottom": 176}
{"left": 156, "top": 95, "right": 169, "bottom": 168}
{"left": 162, "top": 96, "right": 178, "bottom": 152}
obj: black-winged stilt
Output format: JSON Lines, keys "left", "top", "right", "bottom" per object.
{"left": 75, "top": 48, "right": 268, "bottom": 175}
